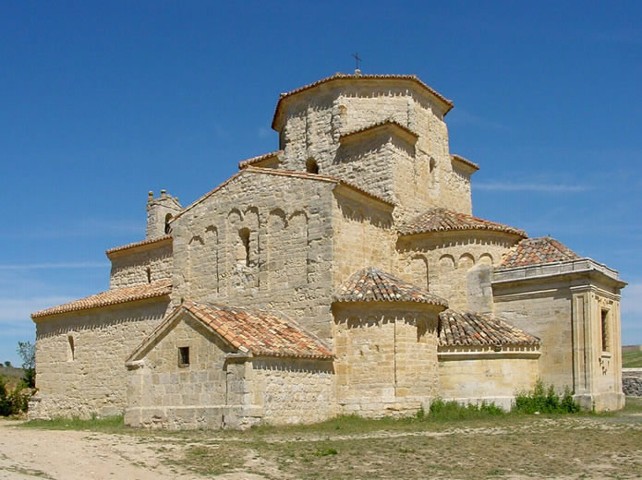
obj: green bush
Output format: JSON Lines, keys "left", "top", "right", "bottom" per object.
{"left": 514, "top": 380, "right": 580, "bottom": 414}
{"left": 425, "top": 398, "right": 505, "bottom": 421}
{"left": 0, "top": 375, "right": 33, "bottom": 416}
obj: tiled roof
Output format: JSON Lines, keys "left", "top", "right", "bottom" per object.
{"left": 438, "top": 310, "right": 540, "bottom": 348}
{"left": 499, "top": 237, "right": 580, "bottom": 269}
{"left": 32, "top": 280, "right": 172, "bottom": 319}
{"left": 451, "top": 154, "right": 480, "bottom": 171}
{"left": 398, "top": 208, "right": 526, "bottom": 237}
{"left": 181, "top": 302, "right": 333, "bottom": 360}
{"left": 106, "top": 235, "right": 172, "bottom": 256}
{"left": 273, "top": 74, "right": 453, "bottom": 130}
{"left": 339, "top": 120, "right": 418, "bottom": 144}
{"left": 334, "top": 267, "right": 448, "bottom": 307}
{"left": 238, "top": 150, "right": 282, "bottom": 170}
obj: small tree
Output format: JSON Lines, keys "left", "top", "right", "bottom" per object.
{"left": 17, "top": 341, "right": 35, "bottom": 388}
{"left": 3, "top": 361, "right": 11, "bottom": 368}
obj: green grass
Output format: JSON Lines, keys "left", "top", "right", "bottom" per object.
{"left": 22, "top": 415, "right": 126, "bottom": 433}
{"left": 622, "top": 349, "right": 642, "bottom": 368}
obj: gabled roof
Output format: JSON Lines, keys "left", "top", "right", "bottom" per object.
{"left": 32, "top": 280, "right": 172, "bottom": 319}
{"left": 334, "top": 267, "right": 448, "bottom": 307}
{"left": 128, "top": 301, "right": 333, "bottom": 362}
{"left": 106, "top": 235, "right": 172, "bottom": 257}
{"left": 398, "top": 208, "right": 526, "bottom": 237}
{"left": 339, "top": 120, "right": 418, "bottom": 145}
{"left": 172, "top": 166, "right": 394, "bottom": 222}
{"left": 499, "top": 237, "right": 580, "bottom": 269}
{"left": 238, "top": 150, "right": 282, "bottom": 170}
{"left": 451, "top": 154, "right": 480, "bottom": 172}
{"left": 438, "top": 310, "right": 540, "bottom": 348}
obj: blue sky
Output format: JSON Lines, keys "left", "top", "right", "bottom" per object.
{"left": 1, "top": 1, "right": 640, "bottom": 366}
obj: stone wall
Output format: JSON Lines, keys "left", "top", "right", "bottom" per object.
{"left": 275, "top": 80, "right": 472, "bottom": 216}
{"left": 332, "top": 303, "right": 441, "bottom": 416}
{"left": 622, "top": 369, "right": 642, "bottom": 397}
{"left": 332, "top": 191, "right": 395, "bottom": 288}
{"left": 492, "top": 262, "right": 625, "bottom": 411}
{"left": 125, "top": 314, "right": 252, "bottom": 429}
{"left": 250, "top": 358, "right": 334, "bottom": 425}
{"left": 438, "top": 351, "right": 540, "bottom": 410}
{"left": 32, "top": 299, "right": 169, "bottom": 419}
{"left": 397, "top": 231, "right": 519, "bottom": 311}
{"left": 171, "top": 171, "right": 337, "bottom": 342}
{"left": 109, "top": 242, "right": 173, "bottom": 288}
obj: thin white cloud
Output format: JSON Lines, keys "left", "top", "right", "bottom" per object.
{"left": 475, "top": 182, "right": 590, "bottom": 193}
{"left": 622, "top": 283, "right": 642, "bottom": 317}
{"left": 447, "top": 109, "right": 510, "bottom": 131}
{"left": 0, "top": 296, "right": 73, "bottom": 324}
{"left": 0, "top": 262, "right": 109, "bottom": 271}
{"left": 257, "top": 127, "right": 271, "bottom": 139}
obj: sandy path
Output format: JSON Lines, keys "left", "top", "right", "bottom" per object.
{"left": 0, "top": 419, "right": 203, "bottom": 480}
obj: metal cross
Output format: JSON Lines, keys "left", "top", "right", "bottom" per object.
{"left": 352, "top": 52, "right": 362, "bottom": 71}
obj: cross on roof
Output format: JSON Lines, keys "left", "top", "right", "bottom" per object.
{"left": 352, "top": 52, "right": 362, "bottom": 71}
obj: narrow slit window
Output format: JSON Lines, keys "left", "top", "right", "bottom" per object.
{"left": 600, "top": 309, "right": 610, "bottom": 352}
{"left": 238, "top": 228, "right": 250, "bottom": 266}
{"left": 178, "top": 346, "right": 190, "bottom": 367}
{"left": 67, "top": 335, "right": 75, "bottom": 362}
{"left": 146, "top": 267, "right": 152, "bottom": 284}
{"left": 164, "top": 213, "right": 173, "bottom": 234}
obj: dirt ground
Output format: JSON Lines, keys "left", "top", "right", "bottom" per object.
{"left": 1, "top": 411, "right": 641, "bottom": 480}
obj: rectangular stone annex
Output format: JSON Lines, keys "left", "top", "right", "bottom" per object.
{"left": 30, "top": 71, "right": 627, "bottom": 428}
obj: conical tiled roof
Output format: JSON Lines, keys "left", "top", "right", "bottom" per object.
{"left": 398, "top": 208, "right": 526, "bottom": 237}
{"left": 438, "top": 310, "right": 540, "bottom": 348}
{"left": 499, "top": 236, "right": 580, "bottom": 268}
{"left": 334, "top": 267, "right": 448, "bottom": 307}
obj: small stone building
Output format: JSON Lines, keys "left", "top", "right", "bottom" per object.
{"left": 31, "top": 72, "right": 626, "bottom": 428}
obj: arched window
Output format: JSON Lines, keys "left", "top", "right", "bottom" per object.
{"left": 238, "top": 228, "right": 250, "bottom": 266}
{"left": 164, "top": 213, "right": 173, "bottom": 234}
{"left": 306, "top": 158, "right": 319, "bottom": 174}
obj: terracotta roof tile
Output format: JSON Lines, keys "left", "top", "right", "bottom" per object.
{"left": 451, "top": 154, "right": 480, "bottom": 171}
{"left": 398, "top": 208, "right": 526, "bottom": 237}
{"left": 334, "top": 267, "right": 448, "bottom": 307}
{"left": 438, "top": 310, "right": 540, "bottom": 348}
{"left": 273, "top": 73, "right": 453, "bottom": 129}
{"left": 182, "top": 302, "right": 333, "bottom": 360}
{"left": 106, "top": 235, "right": 172, "bottom": 256}
{"left": 499, "top": 237, "right": 580, "bottom": 268}
{"left": 339, "top": 120, "right": 418, "bottom": 144}
{"left": 238, "top": 150, "right": 283, "bottom": 170}
{"left": 32, "top": 280, "right": 172, "bottom": 319}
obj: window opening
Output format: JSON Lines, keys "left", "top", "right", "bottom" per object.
{"left": 164, "top": 213, "right": 173, "bottom": 234}
{"left": 238, "top": 228, "right": 250, "bottom": 266}
{"left": 178, "top": 346, "right": 190, "bottom": 367}
{"left": 306, "top": 158, "right": 319, "bottom": 174}
{"left": 146, "top": 267, "right": 151, "bottom": 284}
{"left": 67, "top": 335, "right": 75, "bottom": 362}
{"left": 600, "top": 309, "right": 610, "bottom": 352}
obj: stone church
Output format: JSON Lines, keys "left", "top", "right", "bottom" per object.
{"left": 31, "top": 72, "right": 626, "bottom": 429}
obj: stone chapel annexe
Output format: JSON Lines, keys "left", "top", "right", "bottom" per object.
{"left": 30, "top": 73, "right": 626, "bottom": 429}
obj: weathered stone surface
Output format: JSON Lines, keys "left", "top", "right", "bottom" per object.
{"left": 31, "top": 72, "right": 626, "bottom": 425}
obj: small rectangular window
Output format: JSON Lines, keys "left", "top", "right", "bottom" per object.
{"left": 178, "top": 346, "right": 190, "bottom": 367}
{"left": 600, "top": 309, "right": 610, "bottom": 352}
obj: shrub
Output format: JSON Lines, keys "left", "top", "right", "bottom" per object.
{"left": 514, "top": 380, "right": 580, "bottom": 414}
{"left": 426, "top": 398, "right": 505, "bottom": 421}
{"left": 0, "top": 375, "right": 33, "bottom": 416}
